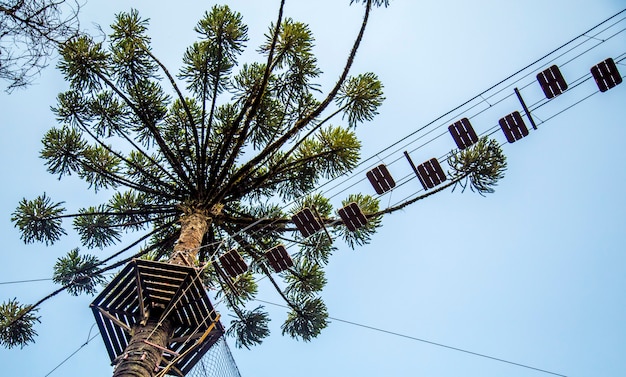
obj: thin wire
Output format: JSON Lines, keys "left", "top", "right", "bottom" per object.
{"left": 0, "top": 273, "right": 118, "bottom": 286}
{"left": 310, "top": 9, "right": 626, "bottom": 198}
{"left": 0, "top": 278, "right": 52, "bottom": 285}
{"left": 313, "top": 13, "right": 626, "bottom": 203}
{"left": 254, "top": 299, "right": 567, "bottom": 377}
{"left": 44, "top": 329, "right": 101, "bottom": 376}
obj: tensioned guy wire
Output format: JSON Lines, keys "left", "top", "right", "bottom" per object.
{"left": 254, "top": 299, "right": 567, "bottom": 377}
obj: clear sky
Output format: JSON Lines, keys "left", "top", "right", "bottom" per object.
{"left": 1, "top": 1, "right": 625, "bottom": 376}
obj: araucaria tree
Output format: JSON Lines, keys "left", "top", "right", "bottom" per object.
{"left": 2, "top": 0, "right": 506, "bottom": 376}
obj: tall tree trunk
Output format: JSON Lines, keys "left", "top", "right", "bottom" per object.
{"left": 112, "top": 318, "right": 174, "bottom": 377}
{"left": 112, "top": 211, "right": 209, "bottom": 377}
{"left": 169, "top": 212, "right": 209, "bottom": 267}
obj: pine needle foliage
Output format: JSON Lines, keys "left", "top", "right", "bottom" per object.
{"left": 226, "top": 306, "right": 271, "bottom": 349}
{"left": 11, "top": 193, "right": 67, "bottom": 245}
{"left": 0, "top": 299, "right": 40, "bottom": 349}
{"left": 448, "top": 137, "right": 507, "bottom": 195}
{"left": 282, "top": 296, "right": 328, "bottom": 341}
{"left": 52, "top": 248, "right": 107, "bottom": 296}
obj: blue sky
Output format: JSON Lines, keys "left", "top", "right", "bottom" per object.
{"left": 1, "top": 1, "right": 625, "bottom": 376}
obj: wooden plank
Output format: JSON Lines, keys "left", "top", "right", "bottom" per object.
{"left": 431, "top": 158, "right": 447, "bottom": 184}
{"left": 292, "top": 208, "right": 323, "bottom": 238}
{"left": 141, "top": 271, "right": 187, "bottom": 286}
{"left": 159, "top": 273, "right": 193, "bottom": 325}
{"left": 338, "top": 202, "right": 367, "bottom": 231}
{"left": 266, "top": 245, "right": 294, "bottom": 272}
{"left": 133, "top": 266, "right": 147, "bottom": 322}
{"left": 100, "top": 309, "right": 126, "bottom": 357}
{"left": 140, "top": 268, "right": 188, "bottom": 283}
{"left": 91, "top": 305, "right": 117, "bottom": 362}
{"left": 145, "top": 289, "right": 176, "bottom": 305}
{"left": 91, "top": 262, "right": 135, "bottom": 307}
{"left": 143, "top": 280, "right": 180, "bottom": 296}
{"left": 100, "top": 274, "right": 134, "bottom": 309}
{"left": 413, "top": 158, "right": 446, "bottom": 190}
{"left": 186, "top": 280, "right": 211, "bottom": 321}
{"left": 110, "top": 312, "right": 130, "bottom": 356}
{"left": 186, "top": 291, "right": 204, "bottom": 327}
{"left": 97, "top": 307, "right": 132, "bottom": 334}
{"left": 169, "top": 331, "right": 205, "bottom": 344}
{"left": 366, "top": 164, "right": 396, "bottom": 194}
{"left": 448, "top": 118, "right": 478, "bottom": 150}
{"left": 417, "top": 163, "right": 432, "bottom": 188}
{"left": 537, "top": 65, "right": 567, "bottom": 99}
{"left": 499, "top": 111, "right": 529, "bottom": 143}
{"left": 137, "top": 259, "right": 194, "bottom": 277}
{"left": 219, "top": 249, "right": 248, "bottom": 277}
{"left": 106, "top": 273, "right": 137, "bottom": 310}
{"left": 113, "top": 284, "right": 139, "bottom": 313}
{"left": 591, "top": 58, "right": 622, "bottom": 92}
{"left": 172, "top": 297, "right": 189, "bottom": 326}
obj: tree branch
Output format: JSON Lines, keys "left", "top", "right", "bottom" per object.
{"left": 144, "top": 49, "right": 201, "bottom": 184}
{"left": 206, "top": 0, "right": 287, "bottom": 201}
{"left": 4, "top": 220, "right": 176, "bottom": 331}
{"left": 93, "top": 71, "right": 196, "bottom": 193}
{"left": 213, "top": 0, "right": 373, "bottom": 203}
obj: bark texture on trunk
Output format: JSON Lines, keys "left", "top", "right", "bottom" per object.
{"left": 112, "top": 318, "right": 173, "bottom": 377}
{"left": 169, "top": 212, "right": 209, "bottom": 266}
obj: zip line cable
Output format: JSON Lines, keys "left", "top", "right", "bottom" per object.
{"left": 0, "top": 278, "right": 52, "bottom": 285}
{"left": 44, "top": 324, "right": 100, "bottom": 377}
{"left": 317, "top": 20, "right": 626, "bottom": 202}
{"left": 310, "top": 10, "right": 626, "bottom": 198}
{"left": 254, "top": 299, "right": 567, "bottom": 377}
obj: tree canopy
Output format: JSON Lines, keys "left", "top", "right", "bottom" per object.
{"left": 2, "top": 0, "right": 506, "bottom": 353}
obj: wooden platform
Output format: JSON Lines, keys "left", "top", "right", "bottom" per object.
{"left": 90, "top": 259, "right": 224, "bottom": 376}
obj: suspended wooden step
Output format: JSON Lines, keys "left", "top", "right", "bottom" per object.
{"left": 292, "top": 207, "right": 323, "bottom": 238}
{"left": 537, "top": 64, "right": 568, "bottom": 99}
{"left": 218, "top": 249, "right": 248, "bottom": 278}
{"left": 338, "top": 202, "right": 368, "bottom": 231}
{"left": 416, "top": 158, "right": 447, "bottom": 190}
{"left": 499, "top": 111, "right": 529, "bottom": 143}
{"left": 90, "top": 259, "right": 224, "bottom": 376}
{"left": 591, "top": 57, "right": 622, "bottom": 92}
{"left": 448, "top": 118, "right": 479, "bottom": 150}
{"left": 404, "top": 152, "right": 447, "bottom": 190}
{"left": 366, "top": 164, "right": 396, "bottom": 195}
{"left": 265, "top": 245, "right": 294, "bottom": 273}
